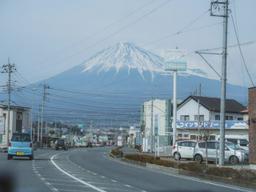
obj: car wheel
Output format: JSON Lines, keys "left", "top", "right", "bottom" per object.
{"left": 29, "top": 155, "right": 34, "bottom": 160}
{"left": 7, "top": 155, "right": 12, "bottom": 160}
{"left": 194, "top": 154, "right": 203, "bottom": 164}
{"left": 229, "top": 156, "right": 239, "bottom": 165}
{"left": 174, "top": 152, "right": 181, "bottom": 161}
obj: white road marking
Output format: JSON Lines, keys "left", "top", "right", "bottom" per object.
{"left": 52, "top": 188, "right": 59, "bottom": 192}
{"left": 50, "top": 154, "right": 107, "bottom": 192}
{"left": 108, "top": 153, "right": 254, "bottom": 192}
{"left": 111, "top": 179, "right": 117, "bottom": 183}
{"left": 124, "top": 184, "right": 132, "bottom": 188}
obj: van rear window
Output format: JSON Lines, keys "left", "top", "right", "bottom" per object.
{"left": 11, "top": 133, "right": 31, "bottom": 142}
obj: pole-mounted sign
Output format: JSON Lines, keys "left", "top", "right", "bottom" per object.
{"left": 164, "top": 49, "right": 187, "bottom": 145}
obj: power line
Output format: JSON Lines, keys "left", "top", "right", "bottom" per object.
{"left": 46, "top": 0, "right": 173, "bottom": 67}
{"left": 230, "top": 13, "right": 255, "bottom": 87}
{"left": 37, "top": 0, "right": 156, "bottom": 67}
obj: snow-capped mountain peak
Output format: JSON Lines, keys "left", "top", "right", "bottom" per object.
{"left": 81, "top": 42, "right": 165, "bottom": 76}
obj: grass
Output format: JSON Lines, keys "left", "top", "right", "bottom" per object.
{"left": 121, "top": 153, "right": 256, "bottom": 187}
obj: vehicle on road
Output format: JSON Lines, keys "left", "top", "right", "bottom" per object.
{"left": 193, "top": 141, "right": 248, "bottom": 165}
{"left": 172, "top": 140, "right": 197, "bottom": 160}
{"left": 7, "top": 133, "right": 33, "bottom": 160}
{"left": 55, "top": 139, "right": 68, "bottom": 150}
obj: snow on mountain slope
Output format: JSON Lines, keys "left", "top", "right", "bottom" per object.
{"left": 81, "top": 42, "right": 165, "bottom": 77}
{"left": 80, "top": 42, "right": 212, "bottom": 80}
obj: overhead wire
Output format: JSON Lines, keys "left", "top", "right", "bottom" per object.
{"left": 230, "top": 13, "right": 255, "bottom": 87}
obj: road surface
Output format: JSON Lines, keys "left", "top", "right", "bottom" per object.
{"left": 0, "top": 147, "right": 254, "bottom": 192}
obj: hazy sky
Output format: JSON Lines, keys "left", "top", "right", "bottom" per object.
{"left": 0, "top": 0, "right": 255, "bottom": 86}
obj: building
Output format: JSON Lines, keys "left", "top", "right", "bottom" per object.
{"left": 141, "top": 99, "right": 172, "bottom": 152}
{"left": 0, "top": 105, "right": 31, "bottom": 149}
{"left": 127, "top": 126, "right": 141, "bottom": 147}
{"left": 176, "top": 96, "right": 248, "bottom": 140}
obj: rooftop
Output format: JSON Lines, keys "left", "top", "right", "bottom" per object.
{"left": 179, "top": 96, "right": 246, "bottom": 114}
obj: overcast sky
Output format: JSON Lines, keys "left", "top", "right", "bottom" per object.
{"left": 0, "top": 0, "right": 255, "bottom": 86}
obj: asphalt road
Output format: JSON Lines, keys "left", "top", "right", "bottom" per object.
{"left": 0, "top": 147, "right": 254, "bottom": 192}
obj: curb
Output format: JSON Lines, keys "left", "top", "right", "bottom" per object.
{"left": 110, "top": 154, "right": 256, "bottom": 191}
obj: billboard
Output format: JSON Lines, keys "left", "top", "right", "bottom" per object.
{"left": 176, "top": 120, "right": 248, "bottom": 129}
{"left": 163, "top": 49, "right": 187, "bottom": 71}
{"left": 165, "top": 59, "right": 187, "bottom": 71}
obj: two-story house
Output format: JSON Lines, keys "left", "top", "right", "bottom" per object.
{"left": 176, "top": 96, "right": 248, "bottom": 141}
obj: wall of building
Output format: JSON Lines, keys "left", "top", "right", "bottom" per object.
{"left": 0, "top": 108, "right": 31, "bottom": 148}
{"left": 210, "top": 112, "right": 244, "bottom": 121}
{"left": 177, "top": 99, "right": 210, "bottom": 121}
{"left": 143, "top": 99, "right": 167, "bottom": 137}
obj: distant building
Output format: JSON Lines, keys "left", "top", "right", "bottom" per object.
{"left": 176, "top": 96, "right": 248, "bottom": 140}
{"left": 141, "top": 99, "right": 172, "bottom": 152}
{"left": 0, "top": 105, "right": 31, "bottom": 149}
{"left": 127, "top": 126, "right": 141, "bottom": 147}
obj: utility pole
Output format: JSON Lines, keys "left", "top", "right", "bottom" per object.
{"left": 37, "top": 105, "right": 40, "bottom": 143}
{"left": 151, "top": 99, "right": 154, "bottom": 153}
{"left": 172, "top": 70, "right": 177, "bottom": 145}
{"left": 40, "top": 84, "right": 49, "bottom": 147}
{"left": 210, "top": 0, "right": 229, "bottom": 166}
{"left": 1, "top": 59, "right": 16, "bottom": 146}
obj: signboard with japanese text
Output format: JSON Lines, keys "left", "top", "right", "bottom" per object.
{"left": 176, "top": 120, "right": 248, "bottom": 129}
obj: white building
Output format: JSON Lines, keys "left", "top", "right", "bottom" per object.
{"left": 176, "top": 96, "right": 248, "bottom": 141}
{"left": 141, "top": 99, "right": 171, "bottom": 152}
{"left": 0, "top": 105, "right": 31, "bottom": 149}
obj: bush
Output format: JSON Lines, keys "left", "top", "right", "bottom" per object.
{"left": 124, "top": 154, "right": 177, "bottom": 167}
{"left": 111, "top": 147, "right": 123, "bottom": 158}
{"left": 123, "top": 153, "right": 256, "bottom": 186}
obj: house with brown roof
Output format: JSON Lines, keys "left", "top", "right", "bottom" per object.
{"left": 176, "top": 96, "right": 248, "bottom": 141}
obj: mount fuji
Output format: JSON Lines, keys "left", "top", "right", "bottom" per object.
{"left": 26, "top": 42, "right": 247, "bottom": 126}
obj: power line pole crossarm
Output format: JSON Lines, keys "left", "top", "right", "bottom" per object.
{"left": 1, "top": 59, "right": 16, "bottom": 147}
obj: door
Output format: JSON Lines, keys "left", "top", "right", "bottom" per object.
{"left": 206, "top": 142, "right": 218, "bottom": 161}
{"left": 178, "top": 141, "right": 195, "bottom": 158}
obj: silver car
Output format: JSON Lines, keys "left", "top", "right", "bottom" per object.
{"left": 172, "top": 140, "right": 197, "bottom": 160}
{"left": 193, "top": 141, "right": 248, "bottom": 165}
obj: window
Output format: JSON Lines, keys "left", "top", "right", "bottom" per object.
{"left": 190, "top": 135, "right": 197, "bottom": 140}
{"left": 183, "top": 134, "right": 189, "bottom": 138}
{"left": 237, "top": 117, "right": 243, "bottom": 121}
{"left": 194, "top": 115, "right": 204, "bottom": 121}
{"left": 0, "top": 134, "right": 2, "bottom": 144}
{"left": 207, "top": 142, "right": 217, "bottom": 149}
{"left": 11, "top": 133, "right": 31, "bottom": 142}
{"left": 225, "top": 116, "right": 233, "bottom": 120}
{"left": 227, "top": 138, "right": 238, "bottom": 144}
{"left": 178, "top": 134, "right": 182, "bottom": 138}
{"left": 209, "top": 135, "right": 216, "bottom": 140}
{"left": 215, "top": 115, "right": 220, "bottom": 120}
{"left": 180, "top": 115, "right": 189, "bottom": 121}
{"left": 178, "top": 141, "right": 196, "bottom": 147}
{"left": 240, "top": 139, "right": 248, "bottom": 147}
{"left": 198, "top": 142, "right": 206, "bottom": 148}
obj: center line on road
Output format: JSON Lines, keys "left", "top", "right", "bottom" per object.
{"left": 50, "top": 154, "right": 107, "bottom": 192}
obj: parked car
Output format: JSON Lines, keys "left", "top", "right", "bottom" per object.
{"left": 7, "top": 133, "right": 33, "bottom": 160}
{"left": 193, "top": 141, "right": 248, "bottom": 165}
{"left": 172, "top": 140, "right": 197, "bottom": 160}
{"left": 55, "top": 139, "right": 68, "bottom": 150}
{"left": 226, "top": 138, "right": 249, "bottom": 151}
